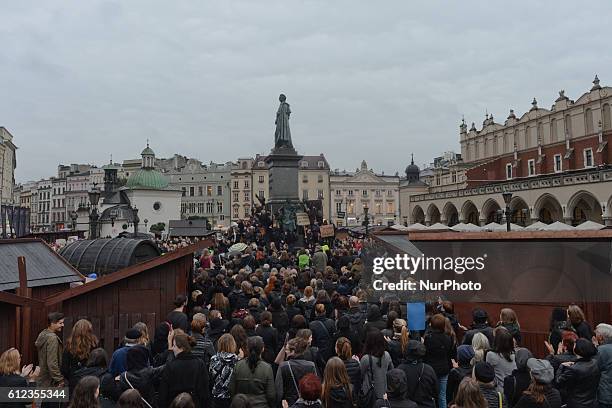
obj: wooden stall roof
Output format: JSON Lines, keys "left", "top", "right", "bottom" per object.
{"left": 374, "top": 229, "right": 612, "bottom": 241}
{"left": 44, "top": 238, "right": 212, "bottom": 306}
{"left": 0, "top": 239, "right": 84, "bottom": 291}
{"left": 0, "top": 290, "right": 44, "bottom": 307}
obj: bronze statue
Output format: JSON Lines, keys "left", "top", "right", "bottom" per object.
{"left": 274, "top": 94, "right": 293, "bottom": 149}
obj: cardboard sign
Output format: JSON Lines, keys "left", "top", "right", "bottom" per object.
{"left": 296, "top": 212, "right": 310, "bottom": 226}
{"left": 320, "top": 224, "right": 335, "bottom": 238}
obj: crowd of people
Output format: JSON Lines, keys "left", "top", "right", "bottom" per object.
{"left": 2, "top": 219, "right": 612, "bottom": 408}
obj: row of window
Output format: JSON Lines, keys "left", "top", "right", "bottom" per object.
{"left": 335, "top": 201, "right": 395, "bottom": 215}
{"left": 505, "top": 148, "right": 594, "bottom": 179}
{"left": 335, "top": 189, "right": 395, "bottom": 197}
{"left": 181, "top": 201, "right": 224, "bottom": 214}
{"left": 181, "top": 185, "right": 223, "bottom": 197}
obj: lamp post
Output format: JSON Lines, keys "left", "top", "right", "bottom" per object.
{"left": 502, "top": 192, "right": 513, "bottom": 232}
{"left": 71, "top": 210, "right": 78, "bottom": 231}
{"left": 363, "top": 203, "right": 370, "bottom": 236}
{"left": 88, "top": 185, "right": 101, "bottom": 239}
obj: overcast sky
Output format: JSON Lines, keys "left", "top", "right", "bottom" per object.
{"left": 3, "top": 1, "right": 612, "bottom": 183}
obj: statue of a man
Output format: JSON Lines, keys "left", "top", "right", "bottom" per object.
{"left": 274, "top": 94, "right": 293, "bottom": 149}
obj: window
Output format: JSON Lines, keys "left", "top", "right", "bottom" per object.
{"left": 244, "top": 191, "right": 250, "bottom": 201}
{"left": 197, "top": 203, "right": 204, "bottom": 213}
{"left": 258, "top": 161, "right": 265, "bottom": 168}
{"left": 302, "top": 190, "right": 309, "bottom": 200}
{"left": 506, "top": 163, "right": 512, "bottom": 180}
{"left": 584, "top": 148, "right": 594, "bottom": 168}
{"left": 207, "top": 186, "right": 213, "bottom": 196}
{"left": 244, "top": 180, "right": 249, "bottom": 189}
{"left": 217, "top": 202, "right": 223, "bottom": 213}
{"left": 317, "top": 175, "right": 323, "bottom": 183}
{"left": 300, "top": 161, "right": 308, "bottom": 168}
{"left": 362, "top": 190, "right": 368, "bottom": 197}
{"left": 198, "top": 186, "right": 203, "bottom": 196}
{"left": 318, "top": 189, "right": 324, "bottom": 199}
{"left": 335, "top": 202, "right": 342, "bottom": 213}
{"left": 258, "top": 175, "right": 265, "bottom": 183}
{"left": 206, "top": 202, "right": 213, "bottom": 213}
{"left": 585, "top": 108, "right": 594, "bottom": 134}
{"left": 348, "top": 190, "right": 353, "bottom": 196}
{"left": 317, "top": 161, "right": 325, "bottom": 168}
{"left": 189, "top": 203, "right": 196, "bottom": 213}
{"left": 452, "top": 173, "right": 457, "bottom": 183}
{"left": 528, "top": 159, "right": 535, "bottom": 176}
{"left": 375, "top": 190, "right": 381, "bottom": 197}
{"left": 376, "top": 202, "right": 382, "bottom": 214}
{"left": 182, "top": 187, "right": 186, "bottom": 197}
{"left": 233, "top": 208, "right": 239, "bottom": 219}
{"left": 258, "top": 190, "right": 265, "bottom": 199}
{"left": 244, "top": 207, "right": 250, "bottom": 217}
{"left": 302, "top": 175, "right": 308, "bottom": 183}
{"left": 233, "top": 192, "right": 239, "bottom": 202}
{"left": 233, "top": 181, "right": 239, "bottom": 189}
{"left": 219, "top": 214, "right": 225, "bottom": 221}
{"left": 347, "top": 201, "right": 355, "bottom": 214}
{"left": 190, "top": 187, "right": 195, "bottom": 196}
{"left": 554, "top": 154, "right": 562, "bottom": 173}
{"left": 335, "top": 190, "right": 341, "bottom": 196}
{"left": 217, "top": 186, "right": 222, "bottom": 196}
{"left": 387, "top": 202, "right": 394, "bottom": 214}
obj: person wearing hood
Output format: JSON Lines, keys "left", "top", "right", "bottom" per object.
{"left": 463, "top": 310, "right": 494, "bottom": 346}
{"left": 447, "top": 345, "right": 476, "bottom": 405}
{"left": 321, "top": 357, "right": 353, "bottom": 408}
{"left": 311, "top": 246, "right": 328, "bottom": 274}
{"left": 375, "top": 369, "right": 418, "bottom": 408}
{"left": 514, "top": 359, "right": 561, "bottom": 408}
{"left": 503, "top": 348, "right": 533, "bottom": 407}
{"left": 346, "top": 296, "right": 366, "bottom": 338}
{"left": 363, "top": 305, "right": 386, "bottom": 337}
{"left": 473, "top": 362, "right": 507, "bottom": 408}
{"left": 208, "top": 310, "right": 231, "bottom": 349}
{"left": 398, "top": 340, "right": 438, "bottom": 408}
{"left": 114, "top": 345, "right": 164, "bottom": 407}
{"left": 555, "top": 338, "right": 600, "bottom": 408}
{"left": 210, "top": 334, "right": 239, "bottom": 408}
{"left": 35, "top": 312, "right": 65, "bottom": 387}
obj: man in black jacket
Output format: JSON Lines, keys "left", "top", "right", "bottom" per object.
{"left": 462, "top": 309, "right": 495, "bottom": 346}
{"left": 309, "top": 304, "right": 336, "bottom": 361}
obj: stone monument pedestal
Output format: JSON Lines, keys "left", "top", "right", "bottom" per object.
{"left": 265, "top": 145, "right": 303, "bottom": 214}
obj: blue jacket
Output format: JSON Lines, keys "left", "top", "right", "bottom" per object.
{"left": 109, "top": 344, "right": 137, "bottom": 376}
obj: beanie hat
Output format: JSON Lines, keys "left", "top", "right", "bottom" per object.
{"left": 456, "top": 345, "right": 475, "bottom": 366}
{"left": 474, "top": 362, "right": 495, "bottom": 383}
{"left": 126, "top": 346, "right": 149, "bottom": 371}
{"left": 527, "top": 358, "right": 554, "bottom": 384}
{"left": 125, "top": 328, "right": 141, "bottom": 341}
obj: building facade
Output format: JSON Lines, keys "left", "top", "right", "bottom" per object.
{"left": 231, "top": 158, "right": 256, "bottom": 222}
{"left": 330, "top": 160, "right": 400, "bottom": 226}
{"left": 35, "top": 179, "right": 52, "bottom": 232}
{"left": 404, "top": 76, "right": 612, "bottom": 227}
{"left": 0, "top": 127, "right": 17, "bottom": 205}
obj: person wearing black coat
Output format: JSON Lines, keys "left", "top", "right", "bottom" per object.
{"left": 363, "top": 305, "right": 387, "bottom": 337}
{"left": 159, "top": 332, "right": 210, "bottom": 408}
{"left": 555, "top": 339, "right": 600, "bottom": 408}
{"left": 514, "top": 358, "right": 562, "bottom": 408}
{"left": 446, "top": 345, "right": 475, "bottom": 405}
{"left": 334, "top": 315, "right": 362, "bottom": 359}
{"left": 256, "top": 311, "right": 279, "bottom": 364}
{"left": 398, "top": 341, "right": 438, "bottom": 408}
{"left": 111, "top": 345, "right": 164, "bottom": 407}
{"left": 424, "top": 314, "right": 454, "bottom": 408}
{"left": 269, "top": 298, "right": 290, "bottom": 341}
{"left": 462, "top": 309, "right": 495, "bottom": 346}
{"left": 309, "top": 304, "right": 336, "bottom": 361}
{"left": 504, "top": 348, "right": 533, "bottom": 407}
{"left": 335, "top": 337, "right": 362, "bottom": 395}
{"left": 0, "top": 348, "right": 37, "bottom": 408}
{"left": 375, "top": 369, "right": 418, "bottom": 408}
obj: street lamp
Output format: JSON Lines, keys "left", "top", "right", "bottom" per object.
{"left": 363, "top": 203, "right": 370, "bottom": 236}
{"left": 502, "top": 192, "right": 513, "bottom": 232}
{"left": 71, "top": 210, "right": 78, "bottom": 231}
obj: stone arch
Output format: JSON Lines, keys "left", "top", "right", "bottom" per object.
{"left": 412, "top": 205, "right": 425, "bottom": 224}
{"left": 566, "top": 190, "right": 603, "bottom": 225}
{"left": 426, "top": 203, "right": 441, "bottom": 225}
{"left": 481, "top": 198, "right": 502, "bottom": 224}
{"left": 442, "top": 202, "right": 459, "bottom": 226}
{"left": 533, "top": 193, "right": 563, "bottom": 224}
{"left": 461, "top": 200, "right": 480, "bottom": 225}
{"left": 509, "top": 196, "right": 530, "bottom": 226}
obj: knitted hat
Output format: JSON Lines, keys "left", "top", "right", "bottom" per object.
{"left": 456, "top": 345, "right": 475, "bottom": 366}
{"left": 474, "top": 362, "right": 495, "bottom": 383}
{"left": 527, "top": 358, "right": 554, "bottom": 384}
{"left": 125, "top": 328, "right": 141, "bottom": 341}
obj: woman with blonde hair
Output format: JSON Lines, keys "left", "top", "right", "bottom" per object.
{"left": 132, "top": 322, "right": 150, "bottom": 347}
{"left": 0, "top": 348, "right": 39, "bottom": 408}
{"left": 385, "top": 318, "right": 410, "bottom": 366}
{"left": 210, "top": 334, "right": 239, "bottom": 408}
{"left": 322, "top": 357, "right": 353, "bottom": 408}
{"left": 567, "top": 304, "right": 594, "bottom": 339}
{"left": 497, "top": 308, "right": 521, "bottom": 345}
{"left": 471, "top": 332, "right": 490, "bottom": 365}
{"left": 62, "top": 319, "right": 98, "bottom": 394}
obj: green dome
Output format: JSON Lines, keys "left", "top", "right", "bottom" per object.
{"left": 141, "top": 146, "right": 155, "bottom": 156}
{"left": 126, "top": 168, "right": 168, "bottom": 190}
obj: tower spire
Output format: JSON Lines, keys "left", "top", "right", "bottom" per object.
{"left": 411, "top": 153, "right": 414, "bottom": 165}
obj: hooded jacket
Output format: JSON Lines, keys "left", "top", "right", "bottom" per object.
{"left": 210, "top": 351, "right": 239, "bottom": 400}
{"left": 375, "top": 369, "right": 418, "bottom": 408}
{"left": 311, "top": 250, "right": 328, "bottom": 273}
{"left": 325, "top": 385, "right": 352, "bottom": 408}
{"left": 158, "top": 351, "right": 209, "bottom": 408}
{"left": 35, "top": 328, "right": 64, "bottom": 387}
{"left": 363, "top": 305, "right": 386, "bottom": 336}
{"left": 230, "top": 358, "right": 276, "bottom": 408}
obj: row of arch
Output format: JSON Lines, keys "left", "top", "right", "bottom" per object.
{"left": 412, "top": 190, "right": 610, "bottom": 227}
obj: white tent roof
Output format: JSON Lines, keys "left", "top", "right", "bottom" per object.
{"left": 389, "top": 224, "right": 410, "bottom": 231}
{"left": 525, "top": 221, "right": 548, "bottom": 231}
{"left": 451, "top": 223, "right": 482, "bottom": 232}
{"left": 574, "top": 220, "right": 606, "bottom": 230}
{"left": 427, "top": 222, "right": 451, "bottom": 231}
{"left": 482, "top": 222, "right": 524, "bottom": 231}
{"left": 542, "top": 221, "right": 575, "bottom": 231}
{"left": 406, "top": 223, "right": 428, "bottom": 231}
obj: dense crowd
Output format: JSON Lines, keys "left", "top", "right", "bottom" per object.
{"left": 1, "top": 221, "right": 612, "bottom": 408}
